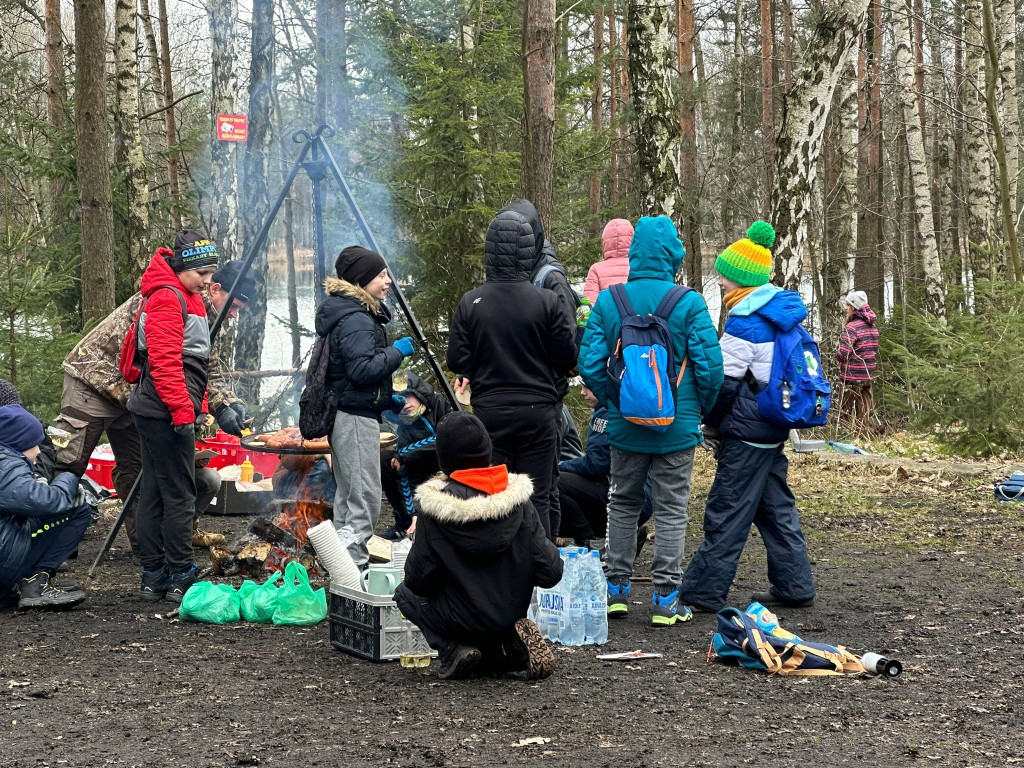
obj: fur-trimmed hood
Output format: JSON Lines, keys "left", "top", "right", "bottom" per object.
{"left": 315, "top": 277, "right": 392, "bottom": 338}
{"left": 414, "top": 472, "right": 535, "bottom": 556}
{"left": 323, "top": 276, "right": 381, "bottom": 314}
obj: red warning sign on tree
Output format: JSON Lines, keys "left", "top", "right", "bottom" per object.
{"left": 216, "top": 114, "right": 248, "bottom": 142}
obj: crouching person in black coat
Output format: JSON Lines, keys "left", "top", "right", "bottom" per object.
{"left": 395, "top": 412, "right": 563, "bottom": 680}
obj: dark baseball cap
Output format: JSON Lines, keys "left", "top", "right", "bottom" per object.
{"left": 212, "top": 261, "right": 256, "bottom": 303}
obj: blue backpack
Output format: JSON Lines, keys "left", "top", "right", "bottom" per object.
{"left": 710, "top": 608, "right": 862, "bottom": 676}
{"left": 605, "top": 283, "right": 691, "bottom": 432}
{"left": 755, "top": 320, "right": 831, "bottom": 429}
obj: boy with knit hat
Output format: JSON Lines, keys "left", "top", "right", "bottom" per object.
{"left": 129, "top": 231, "right": 220, "bottom": 602}
{"left": 395, "top": 411, "right": 562, "bottom": 680}
{"left": 0, "top": 404, "right": 93, "bottom": 610}
{"left": 316, "top": 246, "right": 415, "bottom": 568}
{"left": 679, "top": 222, "right": 817, "bottom": 612}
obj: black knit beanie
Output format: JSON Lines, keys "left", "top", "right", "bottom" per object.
{"left": 435, "top": 412, "right": 493, "bottom": 475}
{"left": 335, "top": 246, "right": 388, "bottom": 288}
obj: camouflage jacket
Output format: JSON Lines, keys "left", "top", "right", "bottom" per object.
{"left": 62, "top": 292, "right": 241, "bottom": 413}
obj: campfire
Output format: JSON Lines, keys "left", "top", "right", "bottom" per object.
{"left": 210, "top": 456, "right": 332, "bottom": 577}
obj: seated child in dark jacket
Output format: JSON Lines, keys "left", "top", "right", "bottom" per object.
{"left": 379, "top": 372, "right": 454, "bottom": 540}
{"left": 0, "top": 404, "right": 93, "bottom": 610}
{"left": 395, "top": 412, "right": 563, "bottom": 680}
{"left": 557, "top": 386, "right": 653, "bottom": 552}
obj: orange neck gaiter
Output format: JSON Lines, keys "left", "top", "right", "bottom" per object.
{"left": 724, "top": 286, "right": 757, "bottom": 311}
{"left": 449, "top": 465, "right": 509, "bottom": 495}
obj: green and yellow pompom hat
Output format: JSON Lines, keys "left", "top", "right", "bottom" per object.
{"left": 714, "top": 221, "right": 776, "bottom": 287}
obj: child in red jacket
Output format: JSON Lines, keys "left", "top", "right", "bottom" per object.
{"left": 128, "top": 231, "right": 219, "bottom": 602}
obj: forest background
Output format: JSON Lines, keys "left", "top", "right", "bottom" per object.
{"left": 0, "top": 0, "right": 1021, "bottom": 456}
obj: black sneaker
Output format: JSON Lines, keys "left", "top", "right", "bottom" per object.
{"left": 436, "top": 645, "right": 482, "bottom": 680}
{"left": 166, "top": 564, "right": 200, "bottom": 603}
{"left": 18, "top": 572, "right": 86, "bottom": 610}
{"left": 750, "top": 590, "right": 815, "bottom": 608}
{"left": 139, "top": 567, "right": 170, "bottom": 601}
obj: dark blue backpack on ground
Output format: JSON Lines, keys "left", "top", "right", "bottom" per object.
{"left": 710, "top": 607, "right": 861, "bottom": 676}
{"left": 995, "top": 471, "right": 1024, "bottom": 501}
{"left": 605, "top": 283, "right": 691, "bottom": 432}
{"left": 756, "top": 318, "right": 831, "bottom": 429}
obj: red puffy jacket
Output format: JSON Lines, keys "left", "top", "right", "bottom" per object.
{"left": 126, "top": 248, "right": 211, "bottom": 425}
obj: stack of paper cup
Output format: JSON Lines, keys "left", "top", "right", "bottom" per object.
{"left": 307, "top": 521, "right": 360, "bottom": 589}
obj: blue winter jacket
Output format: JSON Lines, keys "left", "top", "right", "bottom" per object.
{"left": 0, "top": 443, "right": 80, "bottom": 587}
{"left": 704, "top": 284, "right": 808, "bottom": 444}
{"left": 579, "top": 216, "right": 724, "bottom": 454}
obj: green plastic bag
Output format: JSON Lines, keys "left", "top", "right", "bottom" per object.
{"left": 240, "top": 571, "right": 282, "bottom": 623}
{"left": 179, "top": 582, "right": 240, "bottom": 624}
{"left": 272, "top": 561, "right": 327, "bottom": 626}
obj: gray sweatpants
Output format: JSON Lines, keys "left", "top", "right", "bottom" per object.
{"left": 330, "top": 410, "right": 382, "bottom": 567}
{"left": 605, "top": 446, "right": 695, "bottom": 594}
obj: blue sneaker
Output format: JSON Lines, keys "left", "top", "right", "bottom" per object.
{"left": 607, "top": 580, "right": 631, "bottom": 619}
{"left": 139, "top": 566, "right": 169, "bottom": 602}
{"left": 651, "top": 590, "right": 693, "bottom": 626}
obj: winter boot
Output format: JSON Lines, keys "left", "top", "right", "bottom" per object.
{"left": 436, "top": 645, "right": 483, "bottom": 680}
{"left": 750, "top": 590, "right": 814, "bottom": 608}
{"left": 140, "top": 566, "right": 170, "bottom": 601}
{"left": 17, "top": 572, "right": 86, "bottom": 610}
{"left": 651, "top": 589, "right": 693, "bottom": 627}
{"left": 166, "top": 563, "right": 200, "bottom": 603}
{"left": 509, "top": 619, "right": 556, "bottom": 680}
{"left": 607, "top": 580, "right": 631, "bottom": 618}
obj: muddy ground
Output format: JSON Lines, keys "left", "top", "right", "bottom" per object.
{"left": 1, "top": 452, "right": 1022, "bottom": 767}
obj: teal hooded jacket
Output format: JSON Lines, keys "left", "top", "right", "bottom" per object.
{"left": 579, "top": 216, "right": 724, "bottom": 454}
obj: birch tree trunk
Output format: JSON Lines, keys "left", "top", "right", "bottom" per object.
{"left": 114, "top": 0, "right": 150, "bottom": 281}
{"left": 723, "top": 0, "right": 743, "bottom": 240}
{"left": 770, "top": 0, "right": 871, "bottom": 290}
{"left": 995, "top": 0, "right": 1018, "bottom": 220}
{"left": 896, "top": 2, "right": 946, "bottom": 317}
{"left": 157, "top": 0, "right": 182, "bottom": 230}
{"left": 760, "top": 0, "right": 775, "bottom": 198}
{"left": 627, "top": 0, "right": 683, "bottom": 219}
{"left": 835, "top": 60, "right": 859, "bottom": 292}
{"left": 74, "top": 0, "right": 116, "bottom": 324}
{"left": 138, "top": 0, "right": 163, "bottom": 111}
{"left": 44, "top": 0, "right": 66, "bottom": 215}
{"left": 964, "top": 0, "right": 995, "bottom": 272}
{"left": 522, "top": 0, "right": 556, "bottom": 234}
{"left": 235, "top": 0, "right": 275, "bottom": 399}
{"left": 676, "top": 0, "right": 701, "bottom": 286}
{"left": 981, "top": 0, "right": 1023, "bottom": 282}
{"left": 209, "top": 0, "right": 240, "bottom": 262}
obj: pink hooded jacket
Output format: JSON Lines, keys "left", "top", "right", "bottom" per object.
{"left": 584, "top": 219, "right": 634, "bottom": 303}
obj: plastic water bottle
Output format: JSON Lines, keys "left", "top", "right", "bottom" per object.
{"left": 562, "top": 552, "right": 586, "bottom": 646}
{"left": 745, "top": 602, "right": 801, "bottom": 643}
{"left": 582, "top": 550, "right": 608, "bottom": 644}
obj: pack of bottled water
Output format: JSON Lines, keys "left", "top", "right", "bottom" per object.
{"left": 527, "top": 547, "right": 607, "bottom": 646}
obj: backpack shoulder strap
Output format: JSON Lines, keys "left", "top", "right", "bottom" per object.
{"left": 653, "top": 285, "right": 692, "bottom": 321}
{"left": 532, "top": 262, "right": 564, "bottom": 289}
{"left": 136, "top": 286, "right": 188, "bottom": 343}
{"left": 609, "top": 282, "right": 635, "bottom": 319}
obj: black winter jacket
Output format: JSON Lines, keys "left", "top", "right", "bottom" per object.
{"left": 384, "top": 372, "right": 453, "bottom": 463}
{"left": 447, "top": 208, "right": 577, "bottom": 407}
{"left": 403, "top": 471, "right": 563, "bottom": 636}
{"left": 315, "top": 278, "right": 404, "bottom": 420}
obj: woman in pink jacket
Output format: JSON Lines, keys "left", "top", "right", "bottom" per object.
{"left": 584, "top": 219, "right": 634, "bottom": 303}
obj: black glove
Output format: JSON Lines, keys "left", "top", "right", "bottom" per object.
{"left": 228, "top": 401, "right": 250, "bottom": 424}
{"left": 215, "top": 403, "right": 245, "bottom": 437}
{"left": 174, "top": 422, "right": 195, "bottom": 440}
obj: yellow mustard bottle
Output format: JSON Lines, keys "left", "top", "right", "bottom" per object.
{"left": 240, "top": 456, "right": 254, "bottom": 483}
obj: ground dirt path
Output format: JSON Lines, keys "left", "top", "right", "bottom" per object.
{"left": 2, "top": 453, "right": 1021, "bottom": 767}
